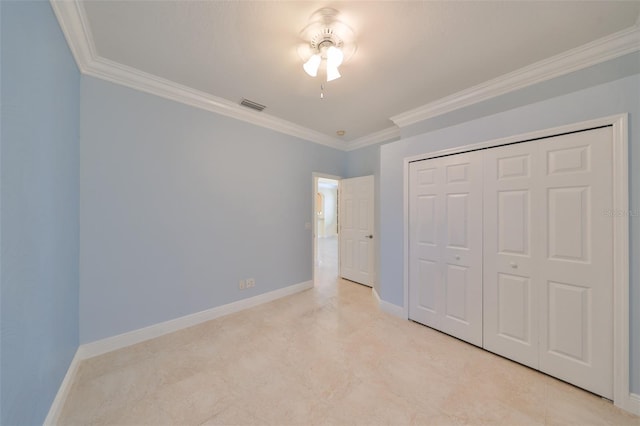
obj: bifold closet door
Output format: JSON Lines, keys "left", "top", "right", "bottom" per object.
{"left": 409, "top": 151, "right": 483, "bottom": 346}
{"left": 410, "top": 126, "right": 614, "bottom": 399}
{"left": 483, "top": 142, "right": 540, "bottom": 369}
{"left": 538, "top": 127, "right": 613, "bottom": 399}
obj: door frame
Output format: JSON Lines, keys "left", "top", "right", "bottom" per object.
{"left": 312, "top": 172, "right": 342, "bottom": 285}
{"left": 403, "top": 114, "right": 632, "bottom": 412}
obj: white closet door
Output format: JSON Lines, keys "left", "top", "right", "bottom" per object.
{"left": 538, "top": 127, "right": 613, "bottom": 399}
{"left": 409, "top": 152, "right": 483, "bottom": 346}
{"left": 483, "top": 143, "right": 539, "bottom": 368}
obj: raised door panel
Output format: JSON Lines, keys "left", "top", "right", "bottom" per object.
{"left": 445, "top": 264, "right": 469, "bottom": 323}
{"left": 498, "top": 190, "right": 530, "bottom": 255}
{"left": 483, "top": 143, "right": 539, "bottom": 368}
{"left": 538, "top": 127, "right": 613, "bottom": 399}
{"left": 547, "top": 187, "right": 590, "bottom": 262}
{"left": 497, "top": 273, "right": 531, "bottom": 342}
{"left": 446, "top": 194, "right": 469, "bottom": 249}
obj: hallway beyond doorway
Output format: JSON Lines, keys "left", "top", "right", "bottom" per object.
{"left": 315, "top": 235, "right": 338, "bottom": 289}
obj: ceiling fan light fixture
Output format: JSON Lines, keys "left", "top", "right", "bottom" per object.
{"left": 298, "top": 8, "right": 356, "bottom": 85}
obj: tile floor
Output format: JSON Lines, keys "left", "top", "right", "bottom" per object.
{"left": 59, "top": 236, "right": 639, "bottom": 425}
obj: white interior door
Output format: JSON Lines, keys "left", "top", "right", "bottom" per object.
{"left": 483, "top": 142, "right": 540, "bottom": 368}
{"left": 538, "top": 127, "right": 613, "bottom": 399}
{"left": 339, "top": 175, "right": 374, "bottom": 286}
{"left": 409, "top": 152, "right": 483, "bottom": 346}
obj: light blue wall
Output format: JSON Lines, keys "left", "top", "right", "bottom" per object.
{"left": 80, "top": 76, "right": 345, "bottom": 343}
{"left": 1, "top": 1, "right": 80, "bottom": 424}
{"left": 379, "top": 72, "right": 640, "bottom": 392}
{"left": 346, "top": 144, "right": 380, "bottom": 179}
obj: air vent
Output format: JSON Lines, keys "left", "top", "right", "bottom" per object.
{"left": 240, "top": 98, "right": 266, "bottom": 112}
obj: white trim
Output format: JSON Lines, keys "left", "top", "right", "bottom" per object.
{"left": 372, "top": 286, "right": 381, "bottom": 304}
{"left": 404, "top": 115, "right": 627, "bottom": 163}
{"left": 49, "top": 0, "right": 96, "bottom": 74}
{"left": 79, "top": 281, "right": 313, "bottom": 359}
{"left": 373, "top": 287, "right": 405, "bottom": 319}
{"left": 403, "top": 114, "right": 631, "bottom": 413}
{"left": 391, "top": 24, "right": 640, "bottom": 128}
{"left": 403, "top": 156, "right": 411, "bottom": 320}
{"left": 345, "top": 126, "right": 400, "bottom": 151}
{"left": 611, "top": 115, "right": 633, "bottom": 414}
{"left": 43, "top": 350, "right": 83, "bottom": 425}
{"left": 625, "top": 394, "right": 640, "bottom": 416}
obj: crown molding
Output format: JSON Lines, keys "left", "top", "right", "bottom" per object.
{"left": 391, "top": 22, "right": 640, "bottom": 128}
{"left": 87, "top": 56, "right": 344, "bottom": 149}
{"left": 345, "top": 126, "right": 400, "bottom": 151}
{"left": 49, "top": 0, "right": 344, "bottom": 150}
{"left": 52, "top": 1, "right": 640, "bottom": 149}
{"left": 50, "top": 0, "right": 95, "bottom": 74}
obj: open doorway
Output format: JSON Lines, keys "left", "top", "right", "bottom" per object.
{"left": 313, "top": 174, "right": 340, "bottom": 286}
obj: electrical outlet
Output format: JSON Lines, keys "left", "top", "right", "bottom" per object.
{"left": 238, "top": 280, "right": 246, "bottom": 290}
{"left": 246, "top": 278, "right": 255, "bottom": 288}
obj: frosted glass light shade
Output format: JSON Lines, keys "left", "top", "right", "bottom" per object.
{"left": 326, "top": 65, "right": 341, "bottom": 82}
{"left": 303, "top": 54, "right": 321, "bottom": 77}
{"left": 326, "top": 46, "right": 344, "bottom": 67}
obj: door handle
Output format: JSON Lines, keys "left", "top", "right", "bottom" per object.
{"left": 510, "top": 262, "right": 518, "bottom": 269}
{"left": 366, "top": 235, "right": 373, "bottom": 239}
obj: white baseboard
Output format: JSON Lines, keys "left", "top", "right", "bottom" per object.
{"left": 43, "top": 349, "right": 83, "bottom": 425}
{"left": 43, "top": 280, "right": 313, "bottom": 424}
{"left": 79, "top": 280, "right": 313, "bottom": 359}
{"left": 621, "top": 392, "right": 640, "bottom": 415}
{"left": 372, "top": 287, "right": 405, "bottom": 319}
{"left": 372, "top": 286, "right": 381, "bottom": 304}
{"left": 615, "top": 392, "right": 640, "bottom": 416}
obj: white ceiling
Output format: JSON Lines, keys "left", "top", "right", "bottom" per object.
{"left": 76, "top": 1, "right": 640, "bottom": 144}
